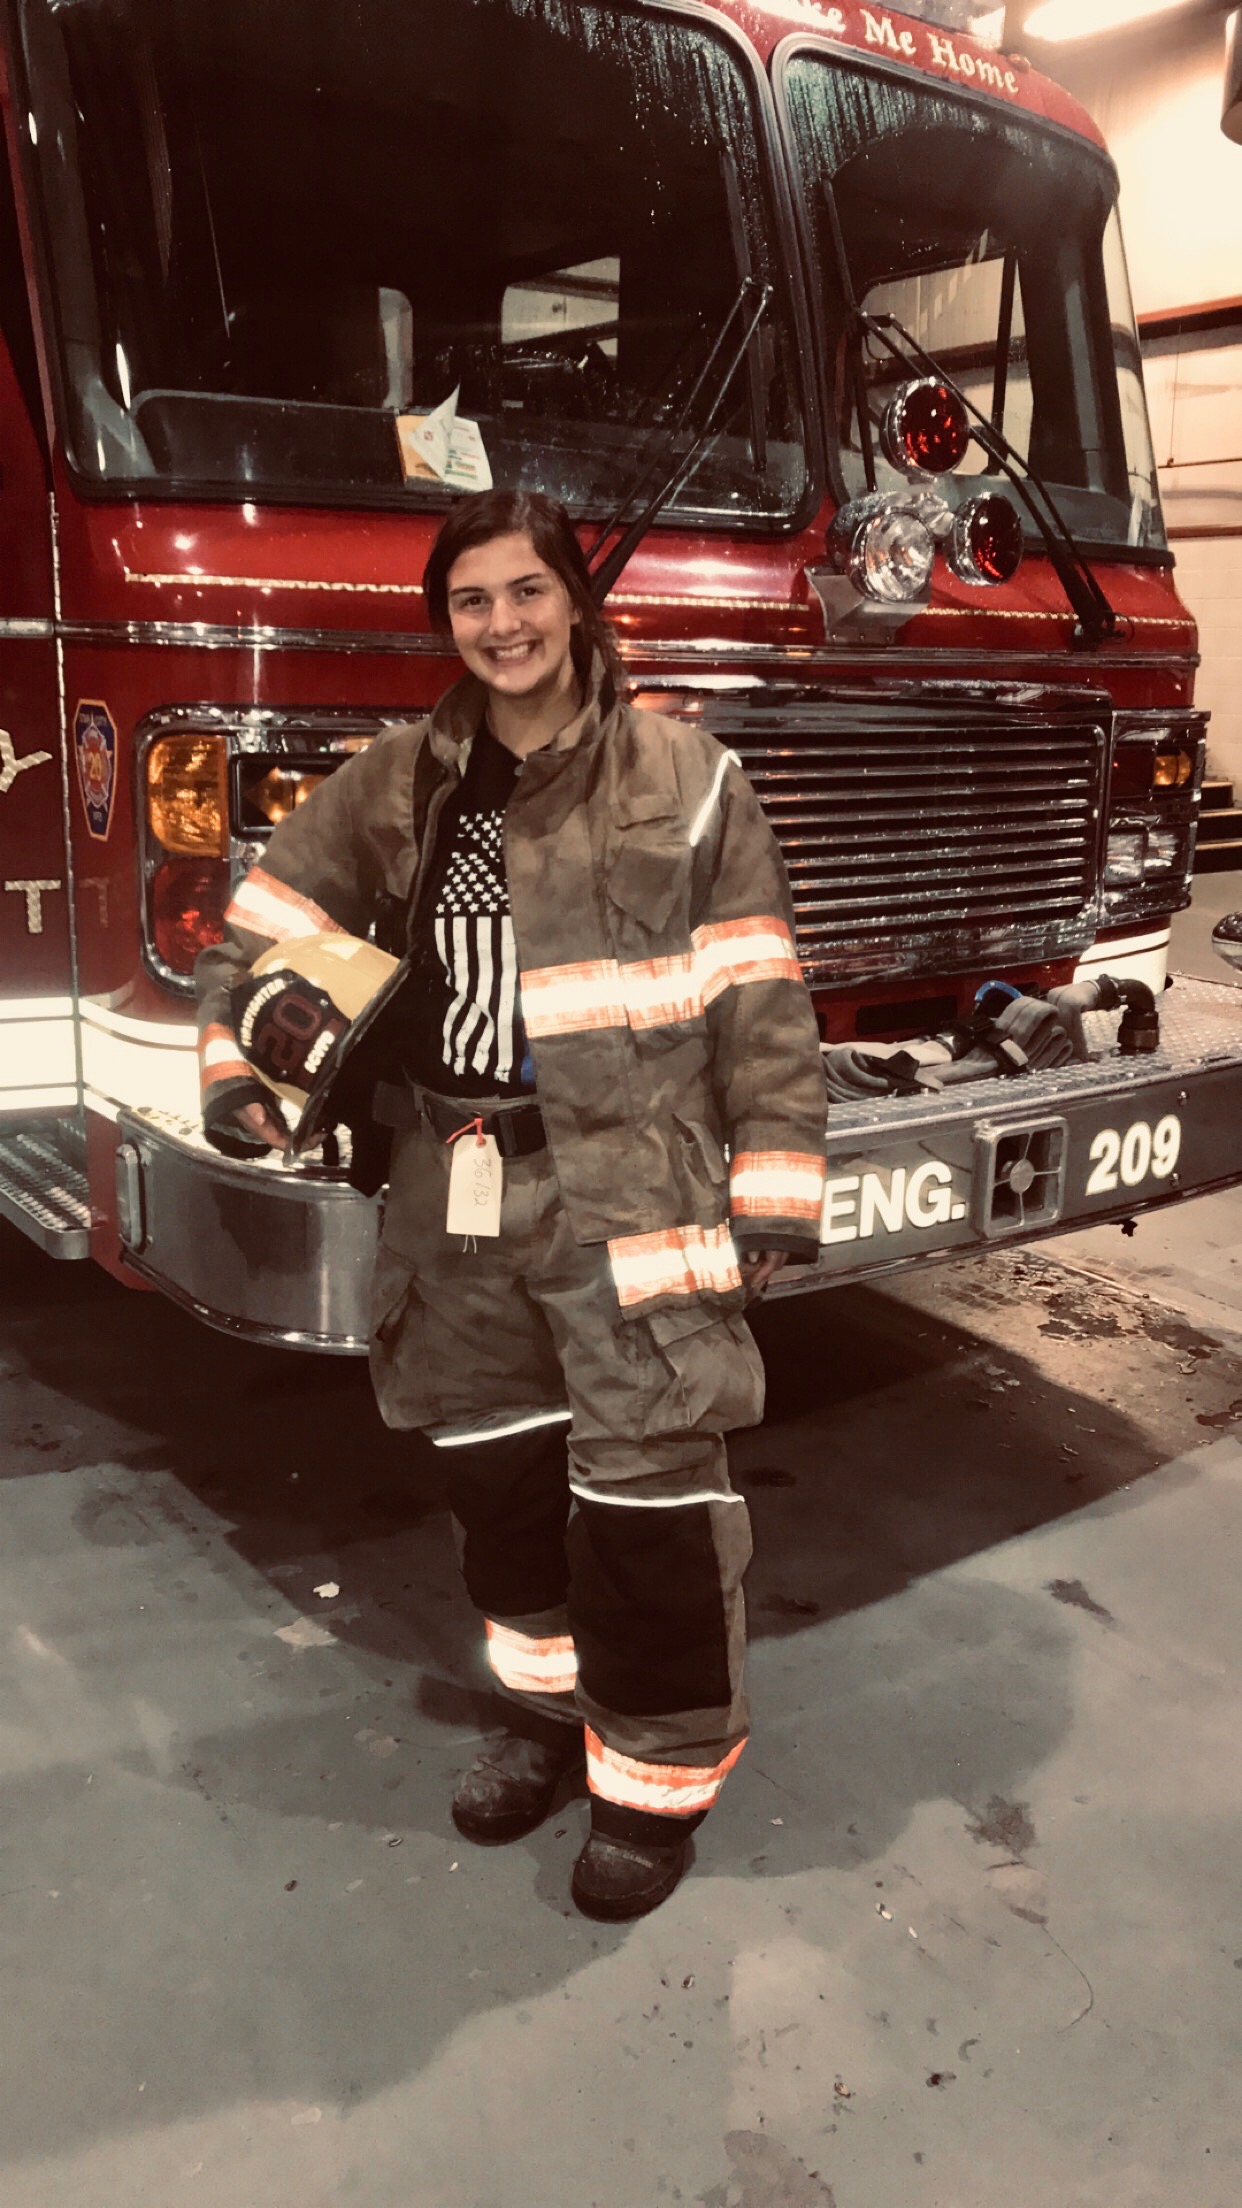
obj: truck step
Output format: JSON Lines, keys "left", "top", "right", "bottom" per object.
{"left": 1201, "top": 776, "right": 1236, "bottom": 812}
{"left": 1196, "top": 805, "right": 1242, "bottom": 843}
{"left": 1193, "top": 836, "right": 1242, "bottom": 875}
{"left": 0, "top": 1129, "right": 91, "bottom": 1258}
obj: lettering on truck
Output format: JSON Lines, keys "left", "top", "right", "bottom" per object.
{"left": 0, "top": 732, "right": 61, "bottom": 935}
{"left": 821, "top": 1160, "right": 970, "bottom": 1245}
{"left": 856, "top": 10, "right": 1021, "bottom": 97}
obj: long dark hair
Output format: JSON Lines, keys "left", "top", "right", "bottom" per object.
{"left": 422, "top": 489, "right": 624, "bottom": 693}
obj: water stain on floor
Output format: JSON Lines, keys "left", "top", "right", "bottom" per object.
{"left": 967, "top": 1794, "right": 1037, "bottom": 1856}
{"left": 1046, "top": 1578, "right": 1117, "bottom": 1628}
{"left": 699, "top": 2130, "right": 837, "bottom": 2208}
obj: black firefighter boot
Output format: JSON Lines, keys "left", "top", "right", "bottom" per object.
{"left": 451, "top": 1717, "right": 585, "bottom": 1844}
{"left": 571, "top": 1800, "right": 702, "bottom": 1922}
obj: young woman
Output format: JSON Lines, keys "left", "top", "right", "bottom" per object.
{"left": 196, "top": 490, "right": 828, "bottom": 1920}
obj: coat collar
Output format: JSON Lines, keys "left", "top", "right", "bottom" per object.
{"left": 426, "top": 652, "right": 620, "bottom": 773}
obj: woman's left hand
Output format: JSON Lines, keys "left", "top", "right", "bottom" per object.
{"left": 740, "top": 1249, "right": 791, "bottom": 1299}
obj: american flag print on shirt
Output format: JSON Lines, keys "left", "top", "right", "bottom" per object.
{"left": 434, "top": 799, "right": 524, "bottom": 1085}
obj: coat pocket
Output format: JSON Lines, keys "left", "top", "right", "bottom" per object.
{"left": 642, "top": 1301, "right": 765, "bottom": 1437}
{"left": 607, "top": 831, "right": 691, "bottom": 939}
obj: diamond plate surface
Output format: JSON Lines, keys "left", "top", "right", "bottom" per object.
{"left": 0, "top": 1132, "right": 91, "bottom": 1254}
{"left": 822, "top": 975, "right": 1242, "bottom": 1141}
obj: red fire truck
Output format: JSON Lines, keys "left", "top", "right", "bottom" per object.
{"left": 1, "top": 0, "right": 1240, "bottom": 1351}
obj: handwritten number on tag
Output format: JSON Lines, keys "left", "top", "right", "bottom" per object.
{"left": 446, "top": 1131, "right": 503, "bottom": 1237}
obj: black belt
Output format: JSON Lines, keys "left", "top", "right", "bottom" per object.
{"left": 375, "top": 1079, "right": 547, "bottom": 1158}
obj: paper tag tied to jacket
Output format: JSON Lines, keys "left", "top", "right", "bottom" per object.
{"left": 446, "top": 1132, "right": 503, "bottom": 1238}
{"left": 396, "top": 386, "right": 493, "bottom": 492}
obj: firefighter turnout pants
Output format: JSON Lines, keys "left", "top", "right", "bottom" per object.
{"left": 369, "top": 1110, "right": 764, "bottom": 1832}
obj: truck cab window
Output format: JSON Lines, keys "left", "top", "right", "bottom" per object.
{"left": 859, "top": 250, "right": 1033, "bottom": 476}
{"left": 16, "top": 0, "right": 806, "bottom": 524}
{"left": 0, "top": 139, "right": 45, "bottom": 454}
{"left": 500, "top": 259, "right": 619, "bottom": 423}
{"left": 781, "top": 56, "right": 1165, "bottom": 555}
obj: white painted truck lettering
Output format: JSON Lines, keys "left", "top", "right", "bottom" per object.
{"left": 862, "top": 11, "right": 900, "bottom": 53}
{"left": 859, "top": 1167, "right": 906, "bottom": 1236}
{"left": 1087, "top": 1114, "right": 1182, "bottom": 1196}
{"left": 822, "top": 1175, "right": 861, "bottom": 1245}
{"left": 1120, "top": 1121, "right": 1152, "bottom": 1187}
{"left": 822, "top": 1160, "right": 970, "bottom": 1244}
{"left": 1088, "top": 1129, "right": 1120, "bottom": 1194}
{"left": 905, "top": 1160, "right": 954, "bottom": 1228}
{"left": 1151, "top": 1115, "right": 1182, "bottom": 1179}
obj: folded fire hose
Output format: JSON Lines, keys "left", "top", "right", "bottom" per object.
{"left": 822, "top": 974, "right": 1161, "bottom": 1105}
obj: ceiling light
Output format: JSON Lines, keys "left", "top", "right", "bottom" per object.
{"left": 1025, "top": 0, "right": 1197, "bottom": 39}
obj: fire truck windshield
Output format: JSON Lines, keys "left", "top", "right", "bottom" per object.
{"left": 781, "top": 54, "right": 1167, "bottom": 557}
{"left": 16, "top": 0, "right": 808, "bottom": 525}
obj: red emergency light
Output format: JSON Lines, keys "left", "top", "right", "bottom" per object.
{"left": 882, "top": 378, "right": 971, "bottom": 476}
{"left": 949, "top": 492, "right": 1024, "bottom": 587}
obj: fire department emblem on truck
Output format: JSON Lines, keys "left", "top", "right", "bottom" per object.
{"left": 74, "top": 700, "right": 117, "bottom": 842}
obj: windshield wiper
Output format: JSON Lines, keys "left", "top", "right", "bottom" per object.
{"left": 823, "top": 183, "right": 1118, "bottom": 650}
{"left": 720, "top": 148, "right": 768, "bottom": 475}
{"left": 867, "top": 310, "right": 1119, "bottom": 648}
{"left": 991, "top": 250, "right": 1017, "bottom": 434}
{"left": 588, "top": 274, "right": 770, "bottom": 606}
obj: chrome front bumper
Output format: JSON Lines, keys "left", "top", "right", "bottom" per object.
{"left": 114, "top": 976, "right": 1242, "bottom": 1350}
{"left": 773, "top": 972, "right": 1242, "bottom": 1298}
{"left": 114, "top": 1110, "right": 379, "bottom": 1352}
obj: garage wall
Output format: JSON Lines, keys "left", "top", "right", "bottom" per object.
{"left": 1041, "top": 12, "right": 1240, "bottom": 319}
{"left": 1029, "top": 11, "right": 1242, "bottom": 788}
{"left": 1170, "top": 536, "right": 1242, "bottom": 792}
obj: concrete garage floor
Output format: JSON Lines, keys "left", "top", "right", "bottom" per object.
{"left": 2, "top": 904, "right": 1241, "bottom": 2208}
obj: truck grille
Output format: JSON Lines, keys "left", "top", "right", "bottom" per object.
{"left": 689, "top": 697, "right": 1104, "bottom": 984}
{"left": 706, "top": 699, "right": 1108, "bottom": 988}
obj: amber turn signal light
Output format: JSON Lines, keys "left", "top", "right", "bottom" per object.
{"left": 248, "top": 766, "right": 329, "bottom": 825}
{"left": 147, "top": 733, "right": 228, "bottom": 857}
{"left": 1112, "top": 739, "right": 1197, "bottom": 799}
{"left": 1153, "top": 749, "right": 1194, "bottom": 789}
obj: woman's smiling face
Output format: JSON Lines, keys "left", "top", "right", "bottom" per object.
{"left": 445, "top": 531, "right": 580, "bottom": 703}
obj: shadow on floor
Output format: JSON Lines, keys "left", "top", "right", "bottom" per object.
{"left": 0, "top": 1219, "right": 1218, "bottom": 2165}
{"left": 0, "top": 1220, "right": 1197, "bottom": 1684}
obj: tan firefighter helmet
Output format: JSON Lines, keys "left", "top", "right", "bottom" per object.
{"left": 230, "top": 931, "right": 405, "bottom": 1150}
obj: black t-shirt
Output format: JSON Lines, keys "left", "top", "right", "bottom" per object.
{"left": 404, "top": 726, "right": 535, "bottom": 1100}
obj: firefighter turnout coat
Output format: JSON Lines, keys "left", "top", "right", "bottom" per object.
{"left": 196, "top": 661, "right": 830, "bottom": 1350}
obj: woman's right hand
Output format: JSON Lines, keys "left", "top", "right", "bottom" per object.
{"left": 233, "top": 1099, "right": 293, "bottom": 1153}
